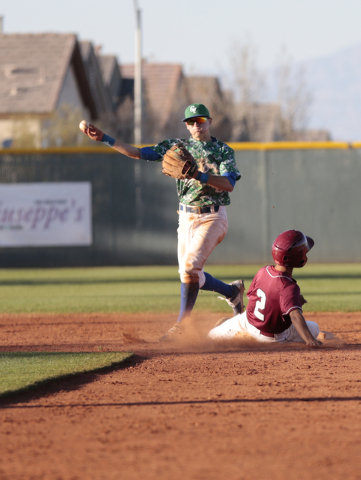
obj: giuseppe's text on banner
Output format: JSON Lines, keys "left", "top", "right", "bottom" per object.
{"left": 0, "top": 182, "right": 92, "bottom": 247}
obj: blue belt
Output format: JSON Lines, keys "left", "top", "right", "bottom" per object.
{"left": 180, "top": 204, "right": 220, "bottom": 214}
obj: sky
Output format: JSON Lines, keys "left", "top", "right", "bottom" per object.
{"left": 2, "top": 0, "right": 361, "bottom": 75}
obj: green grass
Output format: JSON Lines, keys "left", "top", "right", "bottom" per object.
{"left": 0, "top": 263, "right": 360, "bottom": 313}
{"left": 0, "top": 351, "right": 133, "bottom": 397}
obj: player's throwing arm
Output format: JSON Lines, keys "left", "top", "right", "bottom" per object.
{"left": 79, "top": 121, "right": 140, "bottom": 158}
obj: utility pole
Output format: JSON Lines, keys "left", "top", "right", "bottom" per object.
{"left": 133, "top": 1, "right": 142, "bottom": 230}
{"left": 133, "top": 0, "right": 142, "bottom": 145}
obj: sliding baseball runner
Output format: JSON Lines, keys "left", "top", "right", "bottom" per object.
{"left": 208, "top": 230, "right": 323, "bottom": 346}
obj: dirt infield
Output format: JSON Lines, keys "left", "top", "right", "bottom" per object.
{"left": 1, "top": 311, "right": 361, "bottom": 480}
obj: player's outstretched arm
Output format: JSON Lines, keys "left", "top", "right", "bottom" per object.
{"left": 79, "top": 121, "right": 141, "bottom": 159}
{"left": 290, "top": 309, "right": 322, "bottom": 347}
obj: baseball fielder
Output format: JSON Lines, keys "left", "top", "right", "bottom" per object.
{"left": 208, "top": 230, "right": 323, "bottom": 346}
{"left": 80, "top": 103, "right": 242, "bottom": 341}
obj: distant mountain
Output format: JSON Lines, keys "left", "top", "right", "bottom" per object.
{"left": 301, "top": 44, "right": 361, "bottom": 141}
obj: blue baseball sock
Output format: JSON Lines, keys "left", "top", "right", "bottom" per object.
{"left": 201, "top": 272, "right": 233, "bottom": 298}
{"left": 176, "top": 282, "right": 199, "bottom": 323}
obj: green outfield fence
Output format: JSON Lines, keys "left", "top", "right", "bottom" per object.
{"left": 0, "top": 142, "right": 361, "bottom": 267}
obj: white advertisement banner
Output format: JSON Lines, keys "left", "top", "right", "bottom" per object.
{"left": 0, "top": 183, "right": 92, "bottom": 247}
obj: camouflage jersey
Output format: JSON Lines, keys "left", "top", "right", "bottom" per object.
{"left": 150, "top": 137, "right": 241, "bottom": 207}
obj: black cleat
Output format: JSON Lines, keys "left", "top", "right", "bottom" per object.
{"left": 218, "top": 280, "right": 245, "bottom": 315}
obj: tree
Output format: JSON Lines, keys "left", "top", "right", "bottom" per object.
{"left": 8, "top": 105, "right": 95, "bottom": 149}
{"left": 275, "top": 47, "right": 312, "bottom": 140}
{"left": 226, "top": 40, "right": 312, "bottom": 141}
{"left": 41, "top": 104, "right": 93, "bottom": 148}
{"left": 11, "top": 117, "right": 38, "bottom": 149}
{"left": 226, "top": 38, "right": 267, "bottom": 141}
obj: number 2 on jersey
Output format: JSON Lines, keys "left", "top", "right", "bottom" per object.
{"left": 254, "top": 288, "right": 266, "bottom": 321}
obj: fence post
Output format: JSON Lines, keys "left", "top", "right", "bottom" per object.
{"left": 258, "top": 148, "right": 271, "bottom": 263}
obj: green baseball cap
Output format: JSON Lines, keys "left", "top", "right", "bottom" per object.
{"left": 183, "top": 103, "right": 210, "bottom": 122}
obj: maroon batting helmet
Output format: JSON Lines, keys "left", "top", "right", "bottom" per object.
{"left": 271, "top": 230, "right": 314, "bottom": 268}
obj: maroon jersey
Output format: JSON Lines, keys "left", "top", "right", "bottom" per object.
{"left": 246, "top": 266, "right": 303, "bottom": 335}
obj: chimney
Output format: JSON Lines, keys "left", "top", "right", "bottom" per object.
{"left": 94, "top": 45, "right": 102, "bottom": 56}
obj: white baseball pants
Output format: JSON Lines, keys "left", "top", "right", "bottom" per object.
{"left": 208, "top": 310, "right": 320, "bottom": 343}
{"left": 177, "top": 206, "right": 228, "bottom": 285}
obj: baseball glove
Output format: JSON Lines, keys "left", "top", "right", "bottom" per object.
{"left": 162, "top": 144, "right": 197, "bottom": 180}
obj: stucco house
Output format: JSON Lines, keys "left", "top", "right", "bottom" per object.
{"left": 0, "top": 33, "right": 97, "bottom": 148}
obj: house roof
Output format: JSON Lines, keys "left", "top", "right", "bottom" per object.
{"left": 292, "top": 129, "right": 332, "bottom": 141}
{"left": 184, "top": 76, "right": 223, "bottom": 110}
{"left": 99, "top": 55, "right": 118, "bottom": 87}
{"left": 249, "top": 103, "right": 282, "bottom": 141}
{"left": 231, "top": 102, "right": 282, "bottom": 142}
{"left": 0, "top": 33, "right": 96, "bottom": 117}
{"left": 80, "top": 40, "right": 114, "bottom": 121}
{"left": 120, "top": 62, "right": 184, "bottom": 127}
{"left": 79, "top": 40, "right": 92, "bottom": 59}
{"left": 119, "top": 78, "right": 134, "bottom": 102}
{"left": 98, "top": 54, "right": 122, "bottom": 110}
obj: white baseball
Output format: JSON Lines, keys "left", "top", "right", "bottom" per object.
{"left": 79, "top": 120, "right": 89, "bottom": 132}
